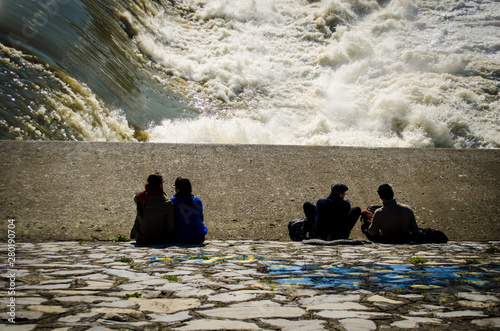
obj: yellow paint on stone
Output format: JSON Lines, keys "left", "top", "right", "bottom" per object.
{"left": 410, "top": 284, "right": 442, "bottom": 289}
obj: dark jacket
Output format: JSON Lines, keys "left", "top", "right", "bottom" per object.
{"left": 314, "top": 194, "right": 351, "bottom": 240}
{"left": 131, "top": 193, "right": 175, "bottom": 245}
{"left": 170, "top": 193, "right": 207, "bottom": 243}
{"left": 368, "top": 199, "right": 419, "bottom": 243}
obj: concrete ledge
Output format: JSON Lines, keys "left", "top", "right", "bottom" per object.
{"left": 0, "top": 141, "right": 498, "bottom": 242}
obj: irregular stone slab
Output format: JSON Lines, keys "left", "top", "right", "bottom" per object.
{"left": 56, "top": 296, "right": 117, "bottom": 303}
{"left": 158, "top": 270, "right": 194, "bottom": 276}
{"left": 88, "top": 324, "right": 125, "bottom": 330}
{"left": 91, "top": 308, "right": 144, "bottom": 320}
{"left": 200, "top": 300, "right": 304, "bottom": 319}
{"left": 50, "top": 290, "right": 100, "bottom": 295}
{"left": 96, "top": 300, "right": 137, "bottom": 308}
{"left": 178, "top": 275, "right": 220, "bottom": 286}
{"left": 173, "top": 319, "right": 260, "bottom": 330}
{"left": 104, "top": 269, "right": 153, "bottom": 281}
{"left": 0, "top": 324, "right": 36, "bottom": 330}
{"left": 58, "top": 312, "right": 99, "bottom": 323}
{"left": 457, "top": 300, "right": 496, "bottom": 308}
{"left": 421, "top": 304, "right": 446, "bottom": 311}
{"left": 148, "top": 311, "right": 192, "bottom": 323}
{"left": 129, "top": 298, "right": 201, "bottom": 314}
{"left": 118, "top": 283, "right": 148, "bottom": 291}
{"left": 457, "top": 292, "right": 499, "bottom": 302}
{"left": 78, "top": 273, "right": 112, "bottom": 280}
{"left": 299, "top": 294, "right": 360, "bottom": 308}
{"left": 15, "top": 310, "right": 44, "bottom": 320}
{"left": 155, "top": 283, "right": 214, "bottom": 297}
{"left": 391, "top": 316, "right": 442, "bottom": 328}
{"left": 262, "top": 318, "right": 327, "bottom": 330}
{"left": 47, "top": 269, "right": 98, "bottom": 277}
{"left": 436, "top": 310, "right": 486, "bottom": 318}
{"left": 88, "top": 253, "right": 108, "bottom": 259}
{"left": 40, "top": 279, "right": 74, "bottom": 284}
{"left": 16, "top": 297, "right": 48, "bottom": 305}
{"left": 19, "top": 284, "right": 71, "bottom": 290}
{"left": 305, "top": 302, "right": 370, "bottom": 311}
{"left": 471, "top": 317, "right": 500, "bottom": 328}
{"left": 366, "top": 295, "right": 403, "bottom": 304}
{"left": 81, "top": 281, "right": 115, "bottom": 290}
{"left": 27, "top": 305, "right": 69, "bottom": 313}
{"left": 141, "top": 279, "right": 171, "bottom": 286}
{"left": 316, "top": 310, "right": 390, "bottom": 319}
{"left": 339, "top": 318, "right": 377, "bottom": 331}
{"left": 208, "top": 290, "right": 269, "bottom": 303}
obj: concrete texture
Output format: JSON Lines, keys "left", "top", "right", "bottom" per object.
{"left": 0, "top": 141, "right": 498, "bottom": 242}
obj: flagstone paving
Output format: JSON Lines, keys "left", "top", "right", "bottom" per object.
{"left": 1, "top": 240, "right": 499, "bottom": 330}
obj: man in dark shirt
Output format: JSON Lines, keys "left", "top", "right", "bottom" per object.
{"left": 303, "top": 184, "right": 361, "bottom": 240}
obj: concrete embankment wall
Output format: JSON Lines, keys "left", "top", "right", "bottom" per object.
{"left": 0, "top": 141, "right": 499, "bottom": 242}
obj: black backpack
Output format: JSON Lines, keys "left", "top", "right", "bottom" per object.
{"left": 288, "top": 218, "right": 309, "bottom": 241}
{"left": 412, "top": 228, "right": 449, "bottom": 244}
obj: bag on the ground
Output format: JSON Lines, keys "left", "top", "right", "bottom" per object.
{"left": 288, "top": 218, "right": 309, "bottom": 241}
{"left": 413, "top": 227, "right": 448, "bottom": 244}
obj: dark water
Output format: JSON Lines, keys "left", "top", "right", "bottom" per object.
{"left": 0, "top": 0, "right": 194, "bottom": 140}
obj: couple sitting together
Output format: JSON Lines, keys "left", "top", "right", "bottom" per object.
{"left": 130, "top": 173, "right": 207, "bottom": 246}
{"left": 303, "top": 183, "right": 420, "bottom": 244}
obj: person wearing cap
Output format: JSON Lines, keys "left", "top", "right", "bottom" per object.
{"left": 130, "top": 173, "right": 176, "bottom": 245}
{"left": 303, "top": 184, "right": 361, "bottom": 241}
{"left": 363, "top": 184, "right": 419, "bottom": 243}
{"left": 170, "top": 177, "right": 207, "bottom": 245}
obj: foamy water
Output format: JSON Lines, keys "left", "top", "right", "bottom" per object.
{"left": 0, "top": 0, "right": 498, "bottom": 147}
{"left": 141, "top": 0, "right": 499, "bottom": 147}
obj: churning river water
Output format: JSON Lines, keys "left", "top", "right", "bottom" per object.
{"left": 0, "top": 0, "right": 498, "bottom": 147}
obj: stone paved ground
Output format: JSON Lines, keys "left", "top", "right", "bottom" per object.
{"left": 1, "top": 240, "right": 499, "bottom": 330}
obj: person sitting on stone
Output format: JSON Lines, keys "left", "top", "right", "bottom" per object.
{"left": 171, "top": 177, "right": 207, "bottom": 245}
{"left": 362, "top": 184, "right": 419, "bottom": 244}
{"left": 130, "top": 173, "right": 176, "bottom": 245}
{"left": 303, "top": 184, "right": 361, "bottom": 241}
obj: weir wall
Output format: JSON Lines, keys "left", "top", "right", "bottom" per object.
{"left": 0, "top": 141, "right": 498, "bottom": 242}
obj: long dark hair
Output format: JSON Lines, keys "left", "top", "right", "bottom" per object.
{"left": 145, "top": 173, "right": 164, "bottom": 192}
{"left": 174, "top": 177, "right": 192, "bottom": 196}
{"left": 137, "top": 173, "right": 165, "bottom": 211}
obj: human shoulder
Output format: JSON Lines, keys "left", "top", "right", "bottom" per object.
{"left": 396, "top": 201, "right": 414, "bottom": 212}
{"left": 316, "top": 198, "right": 328, "bottom": 207}
{"left": 373, "top": 206, "right": 384, "bottom": 215}
{"left": 192, "top": 196, "right": 203, "bottom": 207}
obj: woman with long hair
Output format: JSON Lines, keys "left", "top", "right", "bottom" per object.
{"left": 171, "top": 177, "right": 207, "bottom": 244}
{"left": 130, "top": 173, "right": 176, "bottom": 245}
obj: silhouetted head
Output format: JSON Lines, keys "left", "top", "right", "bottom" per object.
{"left": 377, "top": 184, "right": 394, "bottom": 201}
{"left": 331, "top": 184, "right": 348, "bottom": 196}
{"left": 145, "top": 173, "right": 164, "bottom": 192}
{"left": 174, "top": 177, "right": 192, "bottom": 195}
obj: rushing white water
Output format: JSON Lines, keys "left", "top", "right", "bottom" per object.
{"left": 138, "top": 0, "right": 499, "bottom": 147}
{"left": 0, "top": 0, "right": 498, "bottom": 147}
